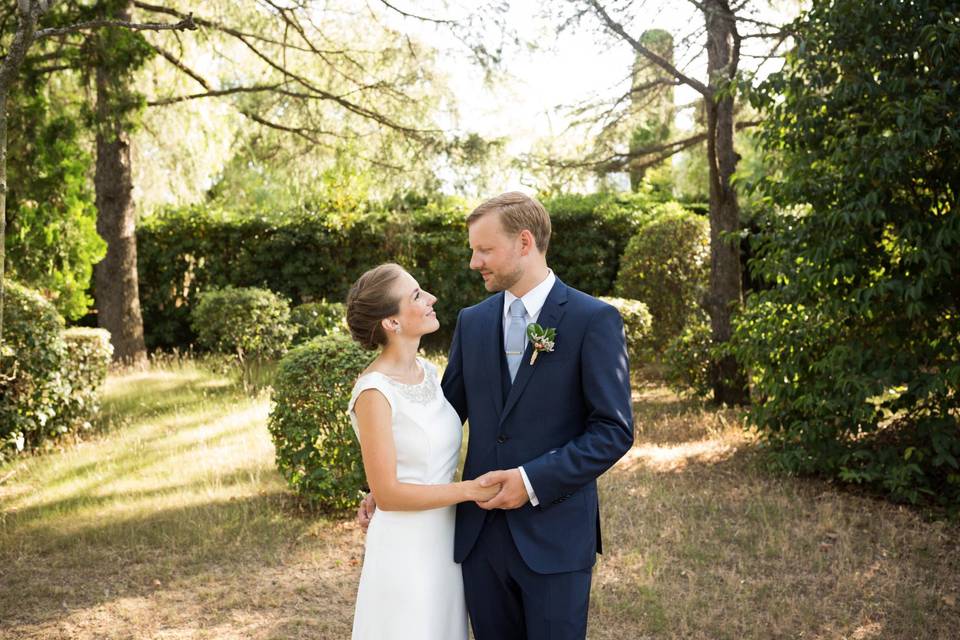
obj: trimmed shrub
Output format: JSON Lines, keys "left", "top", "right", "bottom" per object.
{"left": 0, "top": 281, "right": 68, "bottom": 457}
{"left": 599, "top": 296, "right": 653, "bottom": 369}
{"left": 290, "top": 300, "right": 347, "bottom": 345}
{"left": 615, "top": 203, "right": 709, "bottom": 351}
{"left": 268, "top": 333, "right": 373, "bottom": 512}
{"left": 191, "top": 286, "right": 296, "bottom": 388}
{"left": 59, "top": 328, "right": 113, "bottom": 436}
{"left": 191, "top": 286, "right": 295, "bottom": 358}
{"left": 663, "top": 319, "right": 714, "bottom": 398}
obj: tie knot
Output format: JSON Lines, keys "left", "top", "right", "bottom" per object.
{"left": 509, "top": 299, "right": 526, "bottom": 318}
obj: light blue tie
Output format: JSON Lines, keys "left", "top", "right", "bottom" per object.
{"left": 506, "top": 299, "right": 527, "bottom": 382}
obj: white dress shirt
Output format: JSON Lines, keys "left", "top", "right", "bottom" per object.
{"left": 502, "top": 269, "right": 555, "bottom": 507}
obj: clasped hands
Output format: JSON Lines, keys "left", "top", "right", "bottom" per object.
{"left": 473, "top": 468, "right": 530, "bottom": 510}
{"left": 357, "top": 468, "right": 529, "bottom": 531}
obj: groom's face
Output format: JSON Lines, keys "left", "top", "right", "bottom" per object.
{"left": 468, "top": 212, "right": 523, "bottom": 293}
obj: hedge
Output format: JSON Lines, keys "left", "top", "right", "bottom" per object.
{"left": 137, "top": 193, "right": 661, "bottom": 351}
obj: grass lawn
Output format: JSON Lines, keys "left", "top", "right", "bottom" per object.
{"left": 1, "top": 361, "right": 957, "bottom": 639}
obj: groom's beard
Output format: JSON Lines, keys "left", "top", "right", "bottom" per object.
{"left": 484, "top": 265, "right": 523, "bottom": 293}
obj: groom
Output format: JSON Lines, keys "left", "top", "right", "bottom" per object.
{"left": 361, "top": 192, "right": 634, "bottom": 639}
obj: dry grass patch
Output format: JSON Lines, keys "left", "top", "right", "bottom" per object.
{"left": 1, "top": 365, "right": 957, "bottom": 639}
{"left": 589, "top": 384, "right": 960, "bottom": 639}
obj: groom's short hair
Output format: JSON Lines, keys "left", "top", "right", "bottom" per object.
{"left": 467, "top": 192, "right": 551, "bottom": 254}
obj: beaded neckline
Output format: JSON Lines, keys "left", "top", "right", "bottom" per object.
{"left": 362, "top": 359, "right": 437, "bottom": 404}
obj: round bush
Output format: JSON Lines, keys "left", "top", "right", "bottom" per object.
{"left": 60, "top": 328, "right": 113, "bottom": 435}
{"left": 290, "top": 300, "right": 347, "bottom": 345}
{"left": 191, "top": 286, "right": 295, "bottom": 360}
{"left": 599, "top": 296, "right": 653, "bottom": 368}
{"left": 663, "top": 319, "right": 714, "bottom": 398}
{"left": 268, "top": 333, "right": 373, "bottom": 512}
{"left": 614, "top": 204, "right": 709, "bottom": 351}
{"left": 0, "top": 280, "right": 68, "bottom": 456}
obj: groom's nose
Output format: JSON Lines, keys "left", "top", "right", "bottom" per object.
{"left": 470, "top": 252, "right": 482, "bottom": 270}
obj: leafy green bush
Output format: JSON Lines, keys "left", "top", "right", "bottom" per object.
{"left": 190, "top": 286, "right": 296, "bottom": 388}
{"left": 4, "top": 70, "right": 105, "bottom": 321}
{"left": 59, "top": 328, "right": 113, "bottom": 435}
{"left": 599, "top": 296, "right": 653, "bottom": 369}
{"left": 290, "top": 300, "right": 347, "bottom": 345}
{"left": 615, "top": 203, "right": 709, "bottom": 351}
{"left": 734, "top": 0, "right": 960, "bottom": 506}
{"left": 268, "top": 333, "right": 373, "bottom": 512}
{"left": 0, "top": 281, "right": 67, "bottom": 457}
{"left": 663, "top": 319, "right": 714, "bottom": 398}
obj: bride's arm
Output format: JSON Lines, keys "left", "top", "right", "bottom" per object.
{"left": 354, "top": 389, "right": 499, "bottom": 511}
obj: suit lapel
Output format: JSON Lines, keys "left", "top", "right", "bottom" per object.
{"left": 499, "top": 279, "right": 568, "bottom": 426}
{"left": 485, "top": 293, "right": 505, "bottom": 418}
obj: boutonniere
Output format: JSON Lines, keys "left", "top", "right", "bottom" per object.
{"left": 526, "top": 323, "right": 556, "bottom": 365}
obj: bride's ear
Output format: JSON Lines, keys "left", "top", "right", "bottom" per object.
{"left": 381, "top": 317, "right": 400, "bottom": 335}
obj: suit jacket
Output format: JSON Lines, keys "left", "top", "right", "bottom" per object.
{"left": 441, "top": 277, "right": 634, "bottom": 574}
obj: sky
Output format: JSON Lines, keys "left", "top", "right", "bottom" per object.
{"left": 377, "top": 1, "right": 800, "bottom": 159}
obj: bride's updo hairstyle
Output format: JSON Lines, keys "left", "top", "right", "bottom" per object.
{"left": 346, "top": 263, "right": 405, "bottom": 350}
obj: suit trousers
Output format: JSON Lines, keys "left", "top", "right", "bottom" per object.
{"left": 462, "top": 510, "right": 592, "bottom": 640}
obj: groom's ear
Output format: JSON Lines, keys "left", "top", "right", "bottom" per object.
{"left": 518, "top": 229, "right": 537, "bottom": 256}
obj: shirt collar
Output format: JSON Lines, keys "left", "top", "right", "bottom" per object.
{"left": 504, "top": 269, "right": 555, "bottom": 320}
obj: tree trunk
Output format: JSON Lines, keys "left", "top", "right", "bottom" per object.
{"left": 704, "top": 0, "right": 748, "bottom": 405}
{"left": 93, "top": 0, "right": 147, "bottom": 365}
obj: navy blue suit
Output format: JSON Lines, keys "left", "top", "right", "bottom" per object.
{"left": 441, "top": 277, "right": 634, "bottom": 639}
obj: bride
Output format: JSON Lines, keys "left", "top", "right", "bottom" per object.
{"left": 345, "top": 263, "right": 499, "bottom": 640}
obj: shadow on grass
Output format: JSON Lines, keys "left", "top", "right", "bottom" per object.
{"left": 0, "top": 490, "right": 339, "bottom": 631}
{"left": 13, "top": 408, "right": 260, "bottom": 502}
{"left": 97, "top": 374, "right": 247, "bottom": 430}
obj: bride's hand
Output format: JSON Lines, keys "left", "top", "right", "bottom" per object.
{"left": 465, "top": 479, "right": 501, "bottom": 502}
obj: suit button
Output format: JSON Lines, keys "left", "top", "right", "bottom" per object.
{"left": 496, "top": 435, "right": 508, "bottom": 444}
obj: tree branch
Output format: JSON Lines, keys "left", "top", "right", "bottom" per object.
{"left": 376, "top": 0, "right": 457, "bottom": 25}
{"left": 147, "top": 84, "right": 284, "bottom": 106}
{"left": 35, "top": 15, "right": 197, "bottom": 39}
{"left": 148, "top": 42, "right": 209, "bottom": 90}
{"left": 586, "top": 0, "right": 713, "bottom": 98}
{"left": 133, "top": 1, "right": 437, "bottom": 141}
{"left": 554, "top": 119, "right": 762, "bottom": 173}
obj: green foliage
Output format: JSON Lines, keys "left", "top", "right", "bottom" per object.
{"left": 190, "top": 287, "right": 295, "bottom": 388}
{"left": 663, "top": 318, "right": 714, "bottom": 398}
{"left": 137, "top": 194, "right": 658, "bottom": 351}
{"left": 600, "top": 297, "right": 653, "bottom": 369}
{"left": 59, "top": 328, "right": 113, "bottom": 436}
{"left": 290, "top": 301, "right": 348, "bottom": 345}
{"left": 615, "top": 204, "right": 710, "bottom": 351}
{"left": 267, "top": 333, "right": 373, "bottom": 512}
{"left": 4, "top": 65, "right": 104, "bottom": 320}
{"left": 0, "top": 281, "right": 67, "bottom": 458}
{"left": 734, "top": 0, "right": 960, "bottom": 506}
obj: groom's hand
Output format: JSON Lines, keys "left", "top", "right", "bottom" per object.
{"left": 475, "top": 469, "right": 529, "bottom": 510}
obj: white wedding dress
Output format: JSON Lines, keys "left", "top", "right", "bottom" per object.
{"left": 347, "top": 357, "right": 468, "bottom": 640}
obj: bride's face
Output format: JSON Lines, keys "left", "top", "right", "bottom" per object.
{"left": 385, "top": 270, "right": 440, "bottom": 339}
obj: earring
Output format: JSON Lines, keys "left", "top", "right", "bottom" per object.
{"left": 394, "top": 323, "right": 401, "bottom": 334}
